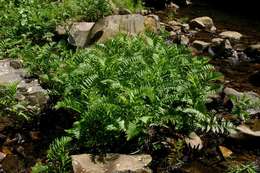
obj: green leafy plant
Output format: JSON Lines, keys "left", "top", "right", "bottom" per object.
{"left": 48, "top": 33, "right": 229, "bottom": 150}
{"left": 230, "top": 94, "right": 260, "bottom": 121}
{"left": 227, "top": 162, "right": 257, "bottom": 173}
{"left": 0, "top": 83, "right": 29, "bottom": 119}
{"left": 32, "top": 137, "right": 72, "bottom": 173}
{"left": 111, "top": 0, "right": 144, "bottom": 12}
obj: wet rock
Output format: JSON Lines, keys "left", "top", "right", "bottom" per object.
{"left": 72, "top": 154, "right": 152, "bottom": 173}
{"left": 224, "top": 87, "right": 259, "bottom": 100}
{"left": 219, "top": 31, "right": 242, "bottom": 43}
{"left": 87, "top": 14, "right": 159, "bottom": 45}
{"left": 210, "top": 38, "right": 233, "bottom": 57}
{"left": 189, "top": 16, "right": 216, "bottom": 32}
{"left": 0, "top": 59, "right": 49, "bottom": 113}
{"left": 192, "top": 40, "right": 210, "bottom": 52}
{"left": 185, "top": 132, "right": 203, "bottom": 150}
{"left": 68, "top": 22, "right": 95, "bottom": 47}
{"left": 245, "top": 43, "right": 260, "bottom": 61}
{"left": 168, "top": 20, "right": 182, "bottom": 32}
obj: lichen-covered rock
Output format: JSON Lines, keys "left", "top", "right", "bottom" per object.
{"left": 86, "top": 14, "right": 160, "bottom": 45}
{"left": 72, "top": 154, "right": 152, "bottom": 173}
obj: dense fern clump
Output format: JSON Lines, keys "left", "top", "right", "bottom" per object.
{"left": 42, "top": 34, "right": 230, "bottom": 149}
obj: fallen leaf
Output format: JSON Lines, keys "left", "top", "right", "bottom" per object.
{"left": 219, "top": 146, "right": 232, "bottom": 158}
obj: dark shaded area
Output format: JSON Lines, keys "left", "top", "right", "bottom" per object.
{"left": 193, "top": 0, "right": 259, "bottom": 19}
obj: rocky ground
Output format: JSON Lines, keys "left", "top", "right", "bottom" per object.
{"left": 0, "top": 1, "right": 260, "bottom": 173}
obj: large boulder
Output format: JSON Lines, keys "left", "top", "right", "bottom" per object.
{"left": 189, "top": 16, "right": 216, "bottom": 32}
{"left": 86, "top": 14, "right": 160, "bottom": 45}
{"left": 72, "top": 154, "right": 152, "bottom": 173}
{"left": 0, "top": 59, "right": 49, "bottom": 113}
{"left": 68, "top": 22, "right": 95, "bottom": 47}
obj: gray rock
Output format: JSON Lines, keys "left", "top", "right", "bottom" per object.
{"left": 72, "top": 154, "right": 152, "bottom": 173}
{"left": 219, "top": 31, "right": 242, "bottom": 42}
{"left": 86, "top": 14, "right": 159, "bottom": 45}
{"left": 0, "top": 59, "right": 49, "bottom": 113}
{"left": 192, "top": 40, "right": 210, "bottom": 52}
{"left": 190, "top": 16, "right": 216, "bottom": 32}
{"left": 68, "top": 22, "right": 95, "bottom": 47}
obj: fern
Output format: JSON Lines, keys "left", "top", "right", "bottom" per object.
{"left": 47, "top": 137, "right": 72, "bottom": 173}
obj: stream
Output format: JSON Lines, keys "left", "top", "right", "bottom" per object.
{"left": 156, "top": 1, "right": 260, "bottom": 172}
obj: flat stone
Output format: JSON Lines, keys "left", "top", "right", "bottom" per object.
{"left": 192, "top": 40, "right": 210, "bottom": 52}
{"left": 72, "top": 154, "right": 152, "bottom": 173}
{"left": 219, "top": 31, "right": 243, "bottom": 42}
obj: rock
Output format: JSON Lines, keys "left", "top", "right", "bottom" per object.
{"left": 0, "top": 152, "right": 6, "bottom": 162}
{"left": 245, "top": 43, "right": 260, "bottom": 61}
{"left": 192, "top": 40, "right": 210, "bottom": 52}
{"left": 144, "top": 15, "right": 160, "bottom": 33}
{"left": 179, "top": 35, "right": 190, "bottom": 46}
{"left": 166, "top": 2, "right": 180, "bottom": 11}
{"left": 68, "top": 22, "right": 95, "bottom": 47}
{"left": 219, "top": 31, "right": 242, "bottom": 42}
{"left": 224, "top": 87, "right": 259, "bottom": 99}
{"left": 55, "top": 25, "right": 67, "bottom": 36}
{"left": 0, "top": 59, "right": 49, "bottom": 113}
{"left": 230, "top": 124, "right": 260, "bottom": 140}
{"left": 190, "top": 16, "right": 216, "bottom": 32}
{"left": 218, "top": 146, "right": 232, "bottom": 158}
{"left": 72, "top": 154, "right": 152, "bottom": 173}
{"left": 185, "top": 132, "right": 203, "bottom": 150}
{"left": 209, "top": 38, "right": 233, "bottom": 57}
{"left": 87, "top": 14, "right": 159, "bottom": 45}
